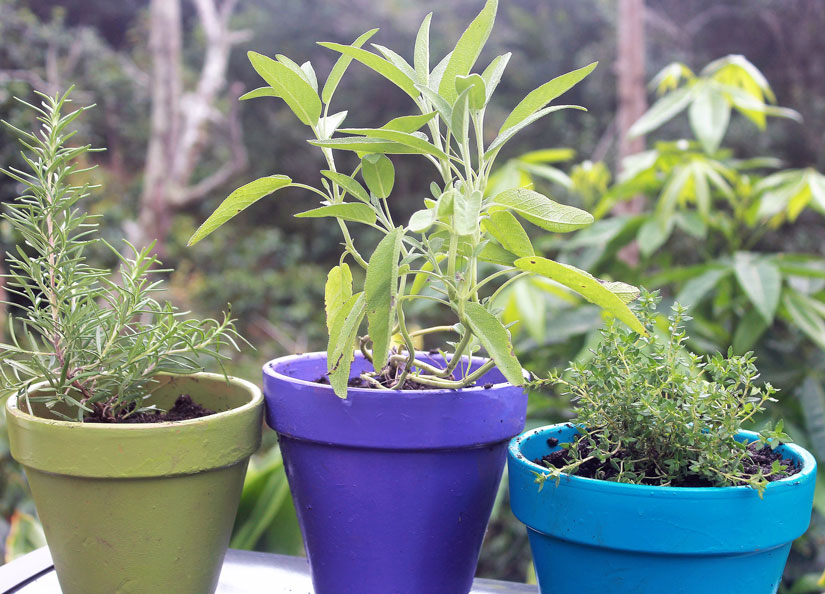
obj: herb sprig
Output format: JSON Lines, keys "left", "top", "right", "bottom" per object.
{"left": 533, "top": 290, "right": 793, "bottom": 495}
{"left": 0, "top": 89, "right": 242, "bottom": 421}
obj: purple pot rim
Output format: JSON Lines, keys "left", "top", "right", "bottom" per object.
{"left": 262, "top": 351, "right": 524, "bottom": 395}
{"left": 261, "top": 352, "right": 528, "bottom": 449}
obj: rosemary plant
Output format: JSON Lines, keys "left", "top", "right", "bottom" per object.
{"left": 189, "top": 0, "right": 644, "bottom": 397}
{"left": 0, "top": 89, "right": 241, "bottom": 422}
{"left": 533, "top": 290, "right": 794, "bottom": 495}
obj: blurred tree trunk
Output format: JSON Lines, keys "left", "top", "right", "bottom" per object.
{"left": 614, "top": 0, "right": 647, "bottom": 264}
{"left": 132, "top": 0, "right": 250, "bottom": 257}
{"left": 616, "top": 0, "right": 647, "bottom": 166}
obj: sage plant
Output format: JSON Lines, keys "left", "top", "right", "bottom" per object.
{"left": 190, "top": 0, "right": 644, "bottom": 396}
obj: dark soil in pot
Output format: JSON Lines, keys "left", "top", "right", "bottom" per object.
{"left": 537, "top": 433, "right": 801, "bottom": 487}
{"left": 85, "top": 394, "right": 215, "bottom": 423}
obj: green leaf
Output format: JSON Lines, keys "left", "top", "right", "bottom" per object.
{"left": 482, "top": 210, "right": 534, "bottom": 257}
{"left": 328, "top": 293, "right": 367, "bottom": 397}
{"left": 382, "top": 112, "right": 437, "bottom": 133}
{"left": 438, "top": 0, "right": 498, "bottom": 104}
{"left": 188, "top": 175, "right": 292, "bottom": 245}
{"left": 463, "top": 301, "right": 524, "bottom": 385}
{"left": 318, "top": 111, "right": 348, "bottom": 138}
{"left": 454, "top": 190, "right": 482, "bottom": 236}
{"left": 365, "top": 228, "right": 403, "bottom": 370}
{"left": 371, "top": 44, "right": 416, "bottom": 81}
{"left": 321, "top": 170, "right": 370, "bottom": 203}
{"left": 637, "top": 216, "right": 675, "bottom": 258}
{"left": 515, "top": 256, "right": 646, "bottom": 335}
{"left": 485, "top": 105, "right": 586, "bottom": 157}
{"left": 240, "top": 87, "right": 280, "bottom": 101}
{"left": 300, "top": 61, "right": 318, "bottom": 92}
{"left": 733, "top": 252, "right": 781, "bottom": 323}
{"left": 599, "top": 281, "right": 641, "bottom": 304}
{"left": 491, "top": 188, "right": 594, "bottom": 232}
{"left": 629, "top": 86, "right": 693, "bottom": 137}
{"left": 478, "top": 241, "right": 518, "bottom": 266}
{"left": 450, "top": 87, "right": 471, "bottom": 143}
{"left": 325, "top": 264, "right": 353, "bottom": 335}
{"left": 295, "top": 203, "right": 376, "bottom": 225}
{"left": 408, "top": 208, "right": 436, "bottom": 233}
{"left": 321, "top": 29, "right": 379, "bottom": 105}
{"left": 318, "top": 42, "right": 418, "bottom": 100}
{"left": 799, "top": 376, "right": 825, "bottom": 463}
{"left": 732, "top": 307, "right": 769, "bottom": 354}
{"left": 689, "top": 84, "right": 731, "bottom": 154}
{"left": 783, "top": 290, "right": 825, "bottom": 351}
{"left": 248, "top": 52, "right": 321, "bottom": 126}
{"left": 414, "top": 13, "right": 433, "bottom": 85}
{"left": 455, "top": 74, "right": 487, "bottom": 111}
{"left": 429, "top": 50, "right": 453, "bottom": 92}
{"left": 480, "top": 53, "right": 511, "bottom": 102}
{"left": 337, "top": 127, "right": 450, "bottom": 161}
{"left": 500, "top": 62, "right": 597, "bottom": 132}
{"left": 310, "top": 136, "right": 435, "bottom": 155}
{"left": 361, "top": 154, "right": 395, "bottom": 199}
{"left": 415, "top": 83, "right": 453, "bottom": 125}
{"left": 675, "top": 267, "right": 730, "bottom": 308}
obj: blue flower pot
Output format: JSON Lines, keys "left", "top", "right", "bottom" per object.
{"left": 508, "top": 423, "right": 817, "bottom": 594}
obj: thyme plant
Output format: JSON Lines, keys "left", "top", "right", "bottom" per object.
{"left": 534, "top": 290, "right": 794, "bottom": 495}
{"left": 189, "top": 0, "right": 644, "bottom": 397}
{"left": 0, "top": 90, "right": 241, "bottom": 422}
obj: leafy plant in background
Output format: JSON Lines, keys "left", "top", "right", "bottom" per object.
{"left": 0, "top": 90, "right": 241, "bottom": 421}
{"left": 189, "top": 0, "right": 645, "bottom": 396}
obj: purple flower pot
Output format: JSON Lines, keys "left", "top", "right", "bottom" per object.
{"left": 262, "top": 352, "right": 527, "bottom": 594}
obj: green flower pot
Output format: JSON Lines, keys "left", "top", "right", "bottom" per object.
{"left": 5, "top": 372, "right": 263, "bottom": 594}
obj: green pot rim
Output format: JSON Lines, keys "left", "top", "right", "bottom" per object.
{"left": 6, "top": 372, "right": 264, "bottom": 479}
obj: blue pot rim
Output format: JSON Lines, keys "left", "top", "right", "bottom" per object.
{"left": 508, "top": 423, "right": 817, "bottom": 554}
{"left": 509, "top": 423, "right": 817, "bottom": 498}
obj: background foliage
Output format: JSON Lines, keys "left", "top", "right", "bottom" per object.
{"left": 1, "top": 0, "right": 825, "bottom": 589}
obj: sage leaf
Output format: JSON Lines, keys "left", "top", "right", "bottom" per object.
{"left": 455, "top": 74, "right": 486, "bottom": 111}
{"left": 414, "top": 13, "right": 433, "bottom": 85}
{"left": 361, "top": 154, "right": 395, "bottom": 199}
{"left": 482, "top": 210, "right": 534, "bottom": 257}
{"left": 382, "top": 112, "right": 437, "bottom": 133}
{"left": 455, "top": 190, "right": 482, "bottom": 236}
{"left": 365, "top": 228, "right": 403, "bottom": 370}
{"left": 515, "top": 256, "right": 646, "bottom": 335}
{"left": 328, "top": 292, "right": 367, "bottom": 397}
{"left": 321, "top": 170, "right": 370, "bottom": 203}
{"left": 463, "top": 301, "right": 524, "bottom": 386}
{"left": 500, "top": 62, "right": 597, "bottom": 132}
{"left": 188, "top": 175, "right": 292, "bottom": 245}
{"left": 438, "top": 0, "right": 498, "bottom": 104}
{"left": 480, "top": 53, "right": 511, "bottom": 102}
{"left": 486, "top": 105, "right": 586, "bottom": 157}
{"left": 491, "top": 188, "right": 593, "bottom": 232}
{"left": 408, "top": 208, "right": 436, "bottom": 233}
{"left": 248, "top": 52, "right": 321, "bottom": 126}
{"left": 325, "top": 264, "right": 353, "bottom": 334}
{"left": 321, "top": 29, "right": 379, "bottom": 105}
{"left": 295, "top": 203, "right": 376, "bottom": 226}
{"left": 337, "top": 127, "right": 450, "bottom": 161}
{"left": 318, "top": 42, "right": 418, "bottom": 100}
{"left": 240, "top": 87, "right": 279, "bottom": 101}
